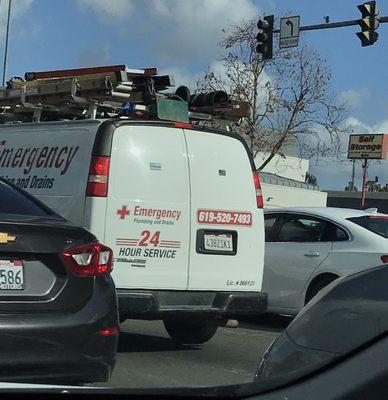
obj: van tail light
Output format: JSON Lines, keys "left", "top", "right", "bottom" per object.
{"left": 381, "top": 255, "right": 388, "bottom": 264}
{"left": 62, "top": 243, "right": 113, "bottom": 277}
{"left": 253, "top": 171, "right": 264, "bottom": 208}
{"left": 87, "top": 156, "right": 110, "bottom": 197}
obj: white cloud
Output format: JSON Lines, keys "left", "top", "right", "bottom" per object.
{"left": 160, "top": 59, "right": 273, "bottom": 101}
{"left": 15, "top": 23, "right": 41, "bottom": 39}
{"left": 75, "top": 45, "right": 110, "bottom": 67}
{"left": 160, "top": 60, "right": 238, "bottom": 93}
{"left": 147, "top": 0, "right": 257, "bottom": 62}
{"left": 76, "top": 0, "right": 133, "bottom": 21}
{"left": 344, "top": 116, "right": 370, "bottom": 132}
{"left": 9, "top": 0, "right": 33, "bottom": 18}
{"left": 76, "top": 0, "right": 259, "bottom": 65}
{"left": 372, "top": 119, "right": 388, "bottom": 134}
{"left": 0, "top": 0, "right": 33, "bottom": 37}
{"left": 339, "top": 88, "right": 369, "bottom": 109}
{"left": 334, "top": 116, "right": 370, "bottom": 155}
{"left": 159, "top": 66, "right": 201, "bottom": 91}
{"left": 203, "top": 59, "right": 272, "bottom": 93}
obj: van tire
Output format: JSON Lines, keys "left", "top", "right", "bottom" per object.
{"left": 305, "top": 274, "right": 339, "bottom": 305}
{"left": 163, "top": 320, "right": 218, "bottom": 344}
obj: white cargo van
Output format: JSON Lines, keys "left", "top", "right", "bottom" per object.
{"left": 0, "top": 118, "right": 266, "bottom": 343}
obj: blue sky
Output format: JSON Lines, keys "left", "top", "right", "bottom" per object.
{"left": 2, "top": 0, "right": 388, "bottom": 189}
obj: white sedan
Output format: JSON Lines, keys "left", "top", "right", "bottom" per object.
{"left": 263, "top": 207, "right": 388, "bottom": 316}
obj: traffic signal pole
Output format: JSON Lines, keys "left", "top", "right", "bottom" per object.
{"left": 273, "top": 16, "right": 388, "bottom": 34}
{"left": 258, "top": 1, "right": 385, "bottom": 59}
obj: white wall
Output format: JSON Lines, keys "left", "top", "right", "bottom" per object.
{"left": 255, "top": 152, "right": 309, "bottom": 182}
{"left": 262, "top": 183, "right": 327, "bottom": 208}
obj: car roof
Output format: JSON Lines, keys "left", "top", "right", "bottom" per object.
{"left": 264, "top": 207, "right": 387, "bottom": 220}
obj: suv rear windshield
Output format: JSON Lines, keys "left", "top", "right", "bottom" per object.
{"left": 0, "top": 180, "right": 55, "bottom": 218}
{"left": 347, "top": 215, "right": 388, "bottom": 238}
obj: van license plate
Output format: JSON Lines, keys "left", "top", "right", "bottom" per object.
{"left": 204, "top": 234, "right": 233, "bottom": 252}
{"left": 0, "top": 260, "right": 23, "bottom": 290}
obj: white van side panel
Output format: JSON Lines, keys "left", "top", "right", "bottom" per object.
{"left": 83, "top": 198, "right": 108, "bottom": 243}
{"left": 105, "top": 125, "right": 191, "bottom": 290}
{"left": 184, "top": 130, "right": 264, "bottom": 292}
{"left": 0, "top": 122, "right": 98, "bottom": 224}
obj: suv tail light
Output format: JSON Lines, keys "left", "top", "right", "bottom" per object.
{"left": 62, "top": 243, "right": 113, "bottom": 277}
{"left": 253, "top": 171, "right": 264, "bottom": 208}
{"left": 381, "top": 255, "right": 388, "bottom": 264}
{"left": 87, "top": 156, "right": 110, "bottom": 197}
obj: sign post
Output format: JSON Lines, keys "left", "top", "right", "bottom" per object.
{"left": 347, "top": 134, "right": 388, "bottom": 208}
{"left": 361, "top": 159, "right": 368, "bottom": 208}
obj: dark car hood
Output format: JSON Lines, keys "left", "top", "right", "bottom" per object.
{"left": 255, "top": 265, "right": 388, "bottom": 387}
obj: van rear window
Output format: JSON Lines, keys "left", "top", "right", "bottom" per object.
{"left": 0, "top": 180, "right": 54, "bottom": 218}
{"left": 347, "top": 215, "right": 388, "bottom": 239}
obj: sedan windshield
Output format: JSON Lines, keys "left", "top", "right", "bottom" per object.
{"left": 348, "top": 216, "right": 388, "bottom": 239}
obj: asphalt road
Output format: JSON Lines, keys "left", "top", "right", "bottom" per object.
{"left": 106, "top": 315, "right": 292, "bottom": 389}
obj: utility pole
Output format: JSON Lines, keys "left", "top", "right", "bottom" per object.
{"left": 351, "top": 159, "right": 356, "bottom": 191}
{"left": 2, "top": 0, "right": 12, "bottom": 86}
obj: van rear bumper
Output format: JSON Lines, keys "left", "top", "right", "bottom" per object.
{"left": 117, "top": 289, "right": 267, "bottom": 320}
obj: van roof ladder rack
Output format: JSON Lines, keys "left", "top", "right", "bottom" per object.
{"left": 0, "top": 65, "right": 250, "bottom": 125}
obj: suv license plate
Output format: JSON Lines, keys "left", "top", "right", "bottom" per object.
{"left": 0, "top": 260, "right": 24, "bottom": 290}
{"left": 204, "top": 234, "right": 233, "bottom": 252}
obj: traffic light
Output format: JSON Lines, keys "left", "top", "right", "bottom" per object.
{"left": 256, "top": 15, "right": 274, "bottom": 60}
{"left": 357, "top": 1, "right": 380, "bottom": 46}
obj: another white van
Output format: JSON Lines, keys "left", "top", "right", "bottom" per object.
{"left": 0, "top": 118, "right": 266, "bottom": 343}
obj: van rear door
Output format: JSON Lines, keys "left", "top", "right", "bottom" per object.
{"left": 105, "top": 124, "right": 190, "bottom": 290}
{"left": 184, "top": 129, "right": 264, "bottom": 292}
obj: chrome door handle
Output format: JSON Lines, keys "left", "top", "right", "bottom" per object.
{"left": 304, "top": 251, "right": 320, "bottom": 257}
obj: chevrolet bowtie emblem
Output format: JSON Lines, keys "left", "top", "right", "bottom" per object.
{"left": 0, "top": 233, "right": 16, "bottom": 244}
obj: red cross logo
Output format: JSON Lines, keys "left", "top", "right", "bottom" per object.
{"left": 117, "top": 205, "right": 130, "bottom": 220}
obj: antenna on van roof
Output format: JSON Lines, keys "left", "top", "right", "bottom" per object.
{"left": 0, "top": 65, "right": 249, "bottom": 125}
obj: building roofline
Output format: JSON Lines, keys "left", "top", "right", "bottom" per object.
{"left": 260, "top": 172, "right": 319, "bottom": 191}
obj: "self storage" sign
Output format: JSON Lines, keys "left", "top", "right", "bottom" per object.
{"left": 348, "top": 134, "right": 388, "bottom": 159}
